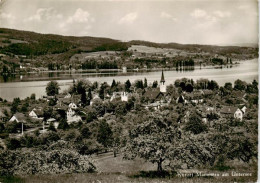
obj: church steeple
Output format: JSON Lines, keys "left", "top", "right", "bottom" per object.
{"left": 160, "top": 70, "right": 166, "bottom": 93}
{"left": 160, "top": 70, "right": 165, "bottom": 83}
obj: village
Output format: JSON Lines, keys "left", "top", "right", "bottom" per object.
{"left": 0, "top": 71, "right": 257, "bottom": 147}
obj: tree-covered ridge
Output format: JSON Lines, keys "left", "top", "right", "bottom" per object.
{"left": 0, "top": 28, "right": 128, "bottom": 56}
{"left": 0, "top": 28, "right": 258, "bottom": 57}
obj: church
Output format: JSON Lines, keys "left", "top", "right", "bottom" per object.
{"left": 143, "top": 70, "right": 170, "bottom": 103}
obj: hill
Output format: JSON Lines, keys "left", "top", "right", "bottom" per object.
{"left": 0, "top": 28, "right": 258, "bottom": 72}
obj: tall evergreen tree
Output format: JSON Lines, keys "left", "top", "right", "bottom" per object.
{"left": 144, "top": 78, "right": 148, "bottom": 88}
{"left": 81, "top": 88, "right": 87, "bottom": 106}
{"left": 125, "top": 79, "right": 131, "bottom": 92}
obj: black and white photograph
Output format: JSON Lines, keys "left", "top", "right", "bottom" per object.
{"left": 0, "top": 0, "right": 258, "bottom": 182}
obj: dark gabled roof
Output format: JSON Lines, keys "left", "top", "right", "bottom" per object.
{"left": 58, "top": 98, "right": 71, "bottom": 104}
{"left": 33, "top": 109, "right": 43, "bottom": 117}
{"left": 56, "top": 94, "right": 66, "bottom": 99}
{"left": 202, "top": 89, "right": 213, "bottom": 95}
{"left": 231, "top": 91, "right": 245, "bottom": 98}
{"left": 0, "top": 110, "right": 6, "bottom": 118}
{"left": 220, "top": 106, "right": 239, "bottom": 114}
{"left": 143, "top": 88, "right": 163, "bottom": 100}
{"left": 12, "top": 113, "right": 26, "bottom": 122}
{"left": 184, "top": 92, "right": 202, "bottom": 100}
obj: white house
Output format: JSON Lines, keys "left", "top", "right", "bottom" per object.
{"left": 9, "top": 113, "right": 26, "bottom": 123}
{"left": 234, "top": 109, "right": 244, "bottom": 121}
{"left": 28, "top": 109, "right": 43, "bottom": 119}
{"left": 29, "top": 110, "right": 38, "bottom": 118}
{"left": 122, "top": 66, "right": 127, "bottom": 73}
{"left": 241, "top": 106, "right": 247, "bottom": 113}
{"left": 66, "top": 108, "right": 81, "bottom": 124}
{"left": 220, "top": 106, "right": 244, "bottom": 121}
{"left": 121, "top": 92, "right": 129, "bottom": 102}
{"left": 64, "top": 93, "right": 72, "bottom": 98}
{"left": 68, "top": 102, "right": 77, "bottom": 109}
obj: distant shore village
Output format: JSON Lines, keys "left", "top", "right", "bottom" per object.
{"left": 0, "top": 70, "right": 256, "bottom": 137}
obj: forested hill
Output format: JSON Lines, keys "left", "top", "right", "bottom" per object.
{"left": 0, "top": 28, "right": 258, "bottom": 56}
{"left": 128, "top": 40, "right": 258, "bottom": 55}
{"left": 0, "top": 28, "right": 258, "bottom": 71}
{"left": 0, "top": 28, "right": 128, "bottom": 56}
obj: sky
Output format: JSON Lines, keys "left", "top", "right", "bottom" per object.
{"left": 0, "top": 0, "right": 258, "bottom": 45}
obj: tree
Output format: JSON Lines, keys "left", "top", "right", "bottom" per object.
{"left": 224, "top": 82, "right": 232, "bottom": 91}
{"left": 48, "top": 122, "right": 56, "bottom": 132}
{"left": 144, "top": 78, "right": 148, "bottom": 88}
{"left": 58, "top": 119, "right": 69, "bottom": 130}
{"left": 86, "top": 88, "right": 92, "bottom": 105}
{"left": 81, "top": 88, "right": 87, "bottom": 106}
{"left": 111, "top": 79, "right": 116, "bottom": 88}
{"left": 11, "top": 98, "right": 20, "bottom": 114}
{"left": 208, "top": 80, "right": 219, "bottom": 90}
{"left": 184, "top": 112, "right": 207, "bottom": 134}
{"left": 91, "top": 99, "right": 105, "bottom": 116}
{"left": 125, "top": 112, "right": 180, "bottom": 172}
{"left": 80, "top": 126, "right": 91, "bottom": 139}
{"left": 97, "top": 121, "right": 113, "bottom": 148}
{"left": 234, "top": 79, "right": 247, "bottom": 91}
{"left": 152, "top": 80, "right": 158, "bottom": 88}
{"left": 125, "top": 79, "right": 131, "bottom": 92}
{"left": 135, "top": 80, "right": 144, "bottom": 89}
{"left": 185, "top": 83, "right": 193, "bottom": 93}
{"left": 30, "top": 93, "right": 36, "bottom": 100}
{"left": 46, "top": 81, "right": 60, "bottom": 96}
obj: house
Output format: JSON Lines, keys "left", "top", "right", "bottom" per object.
{"left": 176, "top": 95, "right": 187, "bottom": 104}
{"left": 220, "top": 106, "right": 244, "bottom": 121}
{"left": 143, "top": 102, "right": 168, "bottom": 111}
{"left": 202, "top": 89, "right": 214, "bottom": 97}
{"left": 0, "top": 110, "right": 7, "bottom": 122}
{"left": 68, "top": 102, "right": 77, "bottom": 109}
{"left": 0, "top": 107, "right": 11, "bottom": 122}
{"left": 121, "top": 92, "right": 129, "bottom": 102}
{"left": 185, "top": 91, "right": 204, "bottom": 104}
{"left": 240, "top": 106, "right": 247, "bottom": 113}
{"left": 90, "top": 94, "right": 100, "bottom": 105}
{"left": 66, "top": 108, "right": 81, "bottom": 124}
{"left": 143, "top": 89, "right": 165, "bottom": 103}
{"left": 110, "top": 92, "right": 130, "bottom": 102}
{"left": 122, "top": 66, "right": 127, "bottom": 73}
{"left": 29, "top": 109, "right": 43, "bottom": 119}
{"left": 65, "top": 93, "right": 71, "bottom": 98}
{"left": 9, "top": 113, "right": 26, "bottom": 123}
{"left": 197, "top": 106, "right": 216, "bottom": 123}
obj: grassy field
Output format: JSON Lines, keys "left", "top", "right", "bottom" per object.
{"left": 0, "top": 153, "right": 257, "bottom": 183}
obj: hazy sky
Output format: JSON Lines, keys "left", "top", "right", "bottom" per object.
{"left": 0, "top": 0, "right": 258, "bottom": 45}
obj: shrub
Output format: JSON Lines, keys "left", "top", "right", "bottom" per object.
{"left": 0, "top": 149, "right": 96, "bottom": 175}
{"left": 6, "top": 138, "right": 21, "bottom": 150}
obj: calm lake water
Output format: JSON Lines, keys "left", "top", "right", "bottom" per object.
{"left": 0, "top": 59, "right": 258, "bottom": 101}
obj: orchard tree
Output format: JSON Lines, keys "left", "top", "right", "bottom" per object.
{"left": 46, "top": 81, "right": 60, "bottom": 96}
{"left": 184, "top": 112, "right": 207, "bottom": 134}
{"left": 97, "top": 120, "right": 113, "bottom": 148}
{"left": 125, "top": 112, "right": 181, "bottom": 172}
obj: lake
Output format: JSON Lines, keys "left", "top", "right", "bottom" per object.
{"left": 0, "top": 59, "right": 258, "bottom": 101}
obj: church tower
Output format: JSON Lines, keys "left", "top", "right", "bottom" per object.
{"left": 160, "top": 70, "right": 166, "bottom": 93}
